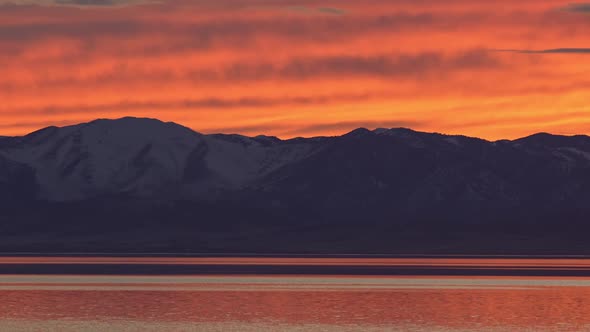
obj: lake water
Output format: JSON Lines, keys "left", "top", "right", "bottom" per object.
{"left": 3, "top": 273, "right": 590, "bottom": 331}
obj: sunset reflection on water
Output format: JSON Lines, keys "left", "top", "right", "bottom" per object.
{"left": 1, "top": 275, "right": 590, "bottom": 331}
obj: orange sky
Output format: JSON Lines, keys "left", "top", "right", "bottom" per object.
{"left": 1, "top": 0, "right": 589, "bottom": 139}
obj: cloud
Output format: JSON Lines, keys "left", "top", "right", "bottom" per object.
{"left": 495, "top": 48, "right": 590, "bottom": 54}
{"left": 0, "top": 10, "right": 548, "bottom": 46}
{"left": 180, "top": 50, "right": 500, "bottom": 83}
{"left": 55, "top": 0, "right": 117, "bottom": 5}
{"left": 270, "top": 50, "right": 499, "bottom": 79}
{"left": 4, "top": 93, "right": 383, "bottom": 116}
{"left": 0, "top": 13, "right": 433, "bottom": 42}
{"left": 317, "top": 7, "right": 346, "bottom": 15}
{"left": 0, "top": 0, "right": 157, "bottom": 7}
{"left": 201, "top": 50, "right": 500, "bottom": 81}
{"left": 286, "top": 5, "right": 346, "bottom": 15}
{"left": 0, "top": 50, "right": 502, "bottom": 90}
{"left": 563, "top": 3, "right": 590, "bottom": 13}
{"left": 2, "top": 0, "right": 590, "bottom": 139}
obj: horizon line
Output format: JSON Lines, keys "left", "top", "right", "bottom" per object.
{"left": 3, "top": 116, "right": 587, "bottom": 143}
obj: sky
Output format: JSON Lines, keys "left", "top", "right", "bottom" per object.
{"left": 0, "top": 0, "right": 589, "bottom": 139}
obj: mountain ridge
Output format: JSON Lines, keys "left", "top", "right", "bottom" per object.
{"left": 5, "top": 116, "right": 588, "bottom": 142}
{"left": 3, "top": 116, "right": 590, "bottom": 254}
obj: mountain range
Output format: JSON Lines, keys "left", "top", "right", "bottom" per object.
{"left": 2, "top": 117, "right": 590, "bottom": 254}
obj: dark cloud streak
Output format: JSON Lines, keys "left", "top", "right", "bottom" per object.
{"left": 0, "top": 0, "right": 157, "bottom": 7}
{"left": 563, "top": 3, "right": 590, "bottom": 13}
{"left": 55, "top": 0, "right": 117, "bottom": 6}
{"left": 0, "top": 13, "right": 475, "bottom": 43}
{"left": 1, "top": 93, "right": 386, "bottom": 116}
{"left": 0, "top": 50, "right": 502, "bottom": 89}
{"left": 495, "top": 48, "right": 590, "bottom": 54}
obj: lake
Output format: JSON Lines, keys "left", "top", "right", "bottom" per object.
{"left": 2, "top": 257, "right": 590, "bottom": 331}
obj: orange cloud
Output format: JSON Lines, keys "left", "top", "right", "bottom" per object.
{"left": 1, "top": 0, "right": 590, "bottom": 139}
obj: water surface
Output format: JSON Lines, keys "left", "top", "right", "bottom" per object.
{"left": 2, "top": 274, "right": 590, "bottom": 331}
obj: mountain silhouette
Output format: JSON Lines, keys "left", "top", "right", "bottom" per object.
{"left": 2, "top": 117, "right": 590, "bottom": 254}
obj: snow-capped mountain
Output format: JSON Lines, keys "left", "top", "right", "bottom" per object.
{"left": 2, "top": 117, "right": 590, "bottom": 209}
{"left": 1, "top": 118, "right": 203, "bottom": 200}
{"left": 4, "top": 117, "right": 590, "bottom": 253}
{"left": 0, "top": 117, "right": 318, "bottom": 201}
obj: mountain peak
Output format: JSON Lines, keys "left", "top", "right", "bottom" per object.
{"left": 344, "top": 127, "right": 373, "bottom": 137}
{"left": 515, "top": 132, "right": 590, "bottom": 147}
{"left": 84, "top": 116, "right": 194, "bottom": 131}
{"left": 55, "top": 117, "right": 204, "bottom": 144}
{"left": 3, "top": 116, "right": 206, "bottom": 201}
{"left": 373, "top": 127, "right": 417, "bottom": 136}
{"left": 519, "top": 132, "right": 555, "bottom": 140}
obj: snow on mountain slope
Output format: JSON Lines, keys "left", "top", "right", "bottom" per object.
{"left": 1, "top": 117, "right": 203, "bottom": 201}
{"left": 0, "top": 117, "right": 320, "bottom": 201}
{"left": 202, "top": 134, "right": 318, "bottom": 188}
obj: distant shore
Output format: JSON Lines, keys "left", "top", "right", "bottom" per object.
{"left": 2, "top": 256, "right": 590, "bottom": 276}
{"left": 4, "top": 253, "right": 590, "bottom": 258}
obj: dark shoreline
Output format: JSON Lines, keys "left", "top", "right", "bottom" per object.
{"left": 3, "top": 253, "right": 590, "bottom": 258}
{"left": 3, "top": 255, "right": 590, "bottom": 276}
{"left": 3, "top": 263, "right": 590, "bottom": 276}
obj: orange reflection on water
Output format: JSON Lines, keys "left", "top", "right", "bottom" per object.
{"left": 2, "top": 284, "right": 590, "bottom": 330}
